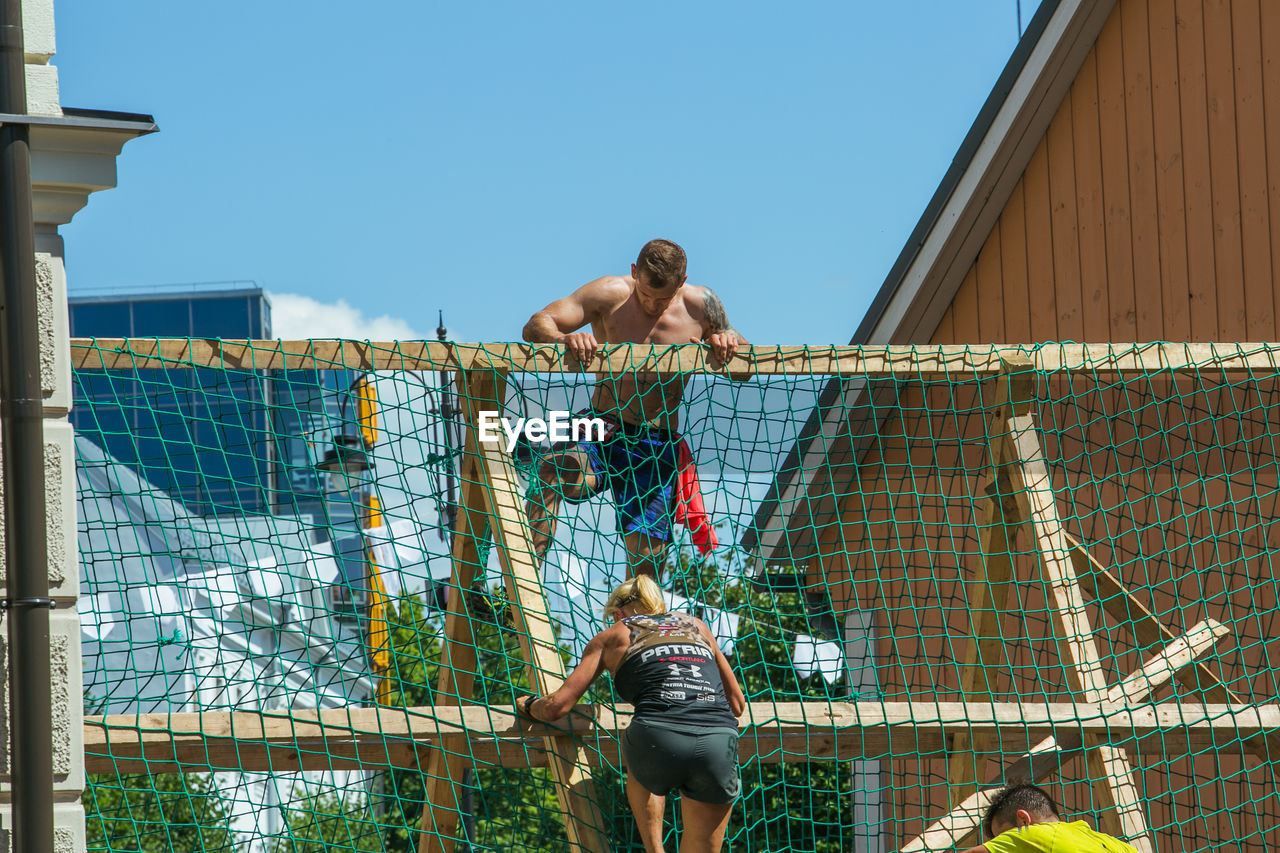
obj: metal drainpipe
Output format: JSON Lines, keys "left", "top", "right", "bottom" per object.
{"left": 0, "top": 0, "right": 54, "bottom": 848}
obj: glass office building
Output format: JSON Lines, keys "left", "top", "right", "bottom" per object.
{"left": 69, "top": 283, "right": 355, "bottom": 529}
{"left": 70, "top": 285, "right": 274, "bottom": 515}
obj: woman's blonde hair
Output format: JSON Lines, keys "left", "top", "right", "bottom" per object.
{"left": 603, "top": 575, "right": 667, "bottom": 621}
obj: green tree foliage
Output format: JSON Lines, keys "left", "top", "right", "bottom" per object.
{"left": 269, "top": 791, "right": 383, "bottom": 853}
{"left": 85, "top": 772, "right": 237, "bottom": 852}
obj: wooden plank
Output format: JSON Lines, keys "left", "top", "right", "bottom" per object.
{"left": 1262, "top": 0, "right": 1280, "bottom": 341}
{"left": 999, "top": 183, "right": 1032, "bottom": 344}
{"left": 951, "top": 268, "right": 981, "bottom": 343}
{"left": 1046, "top": 95, "right": 1084, "bottom": 339}
{"left": 83, "top": 699, "right": 1280, "bottom": 775}
{"left": 900, "top": 798, "right": 989, "bottom": 853}
{"left": 466, "top": 370, "right": 609, "bottom": 853}
{"left": 1230, "top": 0, "right": 1276, "bottom": 339}
{"left": 1071, "top": 49, "right": 1113, "bottom": 341}
{"left": 1107, "top": 620, "right": 1229, "bottom": 704}
{"left": 1002, "top": 416, "right": 1155, "bottom": 852}
{"left": 1121, "top": 0, "right": 1165, "bottom": 342}
{"left": 1203, "top": 0, "right": 1247, "bottom": 338}
{"left": 1066, "top": 532, "right": 1237, "bottom": 696}
{"left": 1174, "top": 0, "right": 1219, "bottom": 339}
{"left": 1146, "top": 0, "right": 1192, "bottom": 341}
{"left": 1022, "top": 140, "right": 1057, "bottom": 342}
{"left": 1096, "top": 6, "right": 1138, "bottom": 343}
{"left": 68, "top": 338, "right": 1280, "bottom": 378}
{"left": 1003, "top": 613, "right": 1221, "bottom": 786}
{"left": 1083, "top": 746, "right": 1148, "bottom": 844}
{"left": 418, "top": 376, "right": 493, "bottom": 853}
{"left": 975, "top": 220, "right": 1005, "bottom": 343}
{"left": 905, "top": 619, "right": 1228, "bottom": 853}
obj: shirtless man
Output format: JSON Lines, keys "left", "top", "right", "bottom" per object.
{"left": 521, "top": 239, "right": 745, "bottom": 579}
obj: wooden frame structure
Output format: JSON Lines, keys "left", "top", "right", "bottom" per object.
{"left": 72, "top": 339, "right": 1280, "bottom": 853}
{"left": 922, "top": 358, "right": 1183, "bottom": 852}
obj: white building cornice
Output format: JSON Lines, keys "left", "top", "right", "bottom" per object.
{"left": 21, "top": 109, "right": 158, "bottom": 226}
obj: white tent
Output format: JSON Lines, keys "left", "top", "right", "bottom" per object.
{"left": 77, "top": 435, "right": 378, "bottom": 849}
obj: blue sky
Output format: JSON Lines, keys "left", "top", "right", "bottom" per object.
{"left": 55, "top": 0, "right": 1041, "bottom": 345}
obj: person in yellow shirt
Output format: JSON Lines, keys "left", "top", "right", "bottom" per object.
{"left": 963, "top": 784, "right": 1140, "bottom": 853}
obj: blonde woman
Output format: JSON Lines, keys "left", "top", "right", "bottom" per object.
{"left": 518, "top": 575, "right": 747, "bottom": 853}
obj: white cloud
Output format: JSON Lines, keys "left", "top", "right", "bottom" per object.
{"left": 267, "top": 292, "right": 422, "bottom": 340}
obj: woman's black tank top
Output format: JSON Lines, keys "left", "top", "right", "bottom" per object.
{"left": 612, "top": 611, "right": 737, "bottom": 729}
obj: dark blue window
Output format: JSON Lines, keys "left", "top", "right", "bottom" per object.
{"left": 130, "top": 299, "right": 192, "bottom": 335}
{"left": 70, "top": 302, "right": 131, "bottom": 337}
{"left": 192, "top": 296, "right": 252, "bottom": 338}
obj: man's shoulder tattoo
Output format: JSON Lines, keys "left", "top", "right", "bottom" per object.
{"left": 703, "top": 288, "right": 734, "bottom": 334}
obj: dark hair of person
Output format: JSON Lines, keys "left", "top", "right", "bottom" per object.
{"left": 635, "top": 239, "right": 687, "bottom": 290}
{"left": 983, "top": 784, "right": 1060, "bottom": 838}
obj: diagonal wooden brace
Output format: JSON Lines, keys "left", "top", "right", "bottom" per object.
{"left": 904, "top": 618, "right": 1228, "bottom": 852}
{"left": 464, "top": 369, "right": 610, "bottom": 853}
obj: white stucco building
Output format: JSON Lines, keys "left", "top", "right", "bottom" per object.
{"left": 0, "top": 1, "right": 154, "bottom": 850}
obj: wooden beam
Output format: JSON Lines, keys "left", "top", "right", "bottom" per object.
{"left": 1065, "top": 531, "right": 1280, "bottom": 765}
{"left": 1002, "top": 415, "right": 1154, "bottom": 853}
{"left": 906, "top": 619, "right": 1229, "bottom": 852}
{"left": 83, "top": 700, "right": 1280, "bottom": 775}
{"left": 1105, "top": 620, "right": 1229, "bottom": 703}
{"left": 464, "top": 370, "right": 610, "bottom": 853}
{"left": 418, "top": 404, "right": 491, "bottom": 853}
{"left": 68, "top": 338, "right": 1280, "bottom": 378}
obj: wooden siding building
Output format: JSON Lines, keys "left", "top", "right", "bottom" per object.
{"left": 749, "top": 0, "right": 1280, "bottom": 848}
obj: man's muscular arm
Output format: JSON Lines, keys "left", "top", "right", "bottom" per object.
{"left": 523, "top": 278, "right": 614, "bottom": 363}
{"left": 698, "top": 287, "right": 747, "bottom": 363}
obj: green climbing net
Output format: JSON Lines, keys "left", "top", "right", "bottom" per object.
{"left": 73, "top": 339, "right": 1279, "bottom": 852}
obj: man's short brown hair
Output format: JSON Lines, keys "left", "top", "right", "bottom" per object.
{"left": 635, "top": 239, "right": 687, "bottom": 290}
{"left": 983, "top": 784, "right": 1059, "bottom": 838}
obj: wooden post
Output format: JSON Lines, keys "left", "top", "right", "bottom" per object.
{"left": 464, "top": 369, "right": 610, "bottom": 853}
{"left": 947, "top": 356, "right": 1034, "bottom": 806}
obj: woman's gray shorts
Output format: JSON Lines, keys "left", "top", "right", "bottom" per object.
{"left": 622, "top": 719, "right": 741, "bottom": 804}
